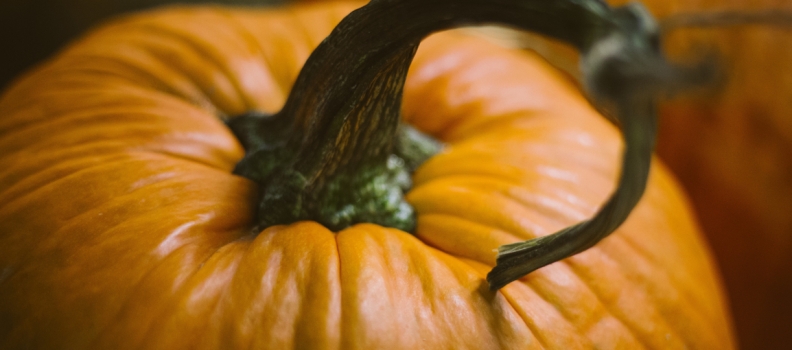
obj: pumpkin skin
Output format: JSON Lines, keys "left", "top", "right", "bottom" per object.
{"left": 0, "top": 2, "right": 734, "bottom": 349}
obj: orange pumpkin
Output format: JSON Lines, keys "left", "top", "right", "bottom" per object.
{"left": 0, "top": 1, "right": 734, "bottom": 349}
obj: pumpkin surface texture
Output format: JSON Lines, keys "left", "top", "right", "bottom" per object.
{"left": 0, "top": 1, "right": 734, "bottom": 349}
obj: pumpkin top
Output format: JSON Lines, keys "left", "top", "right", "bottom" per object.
{"left": 0, "top": 1, "right": 734, "bottom": 349}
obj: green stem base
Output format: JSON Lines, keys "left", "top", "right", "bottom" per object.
{"left": 228, "top": 112, "right": 441, "bottom": 232}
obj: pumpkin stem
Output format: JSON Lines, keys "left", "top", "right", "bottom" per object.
{"left": 487, "top": 4, "right": 714, "bottom": 290}
{"left": 227, "top": 0, "right": 704, "bottom": 288}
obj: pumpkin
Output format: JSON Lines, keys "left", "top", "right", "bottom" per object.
{"left": 0, "top": 0, "right": 734, "bottom": 349}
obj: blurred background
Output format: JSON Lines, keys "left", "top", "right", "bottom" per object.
{"left": 1, "top": 0, "right": 790, "bottom": 348}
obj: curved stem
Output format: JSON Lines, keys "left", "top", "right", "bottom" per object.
{"left": 230, "top": 0, "right": 699, "bottom": 289}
